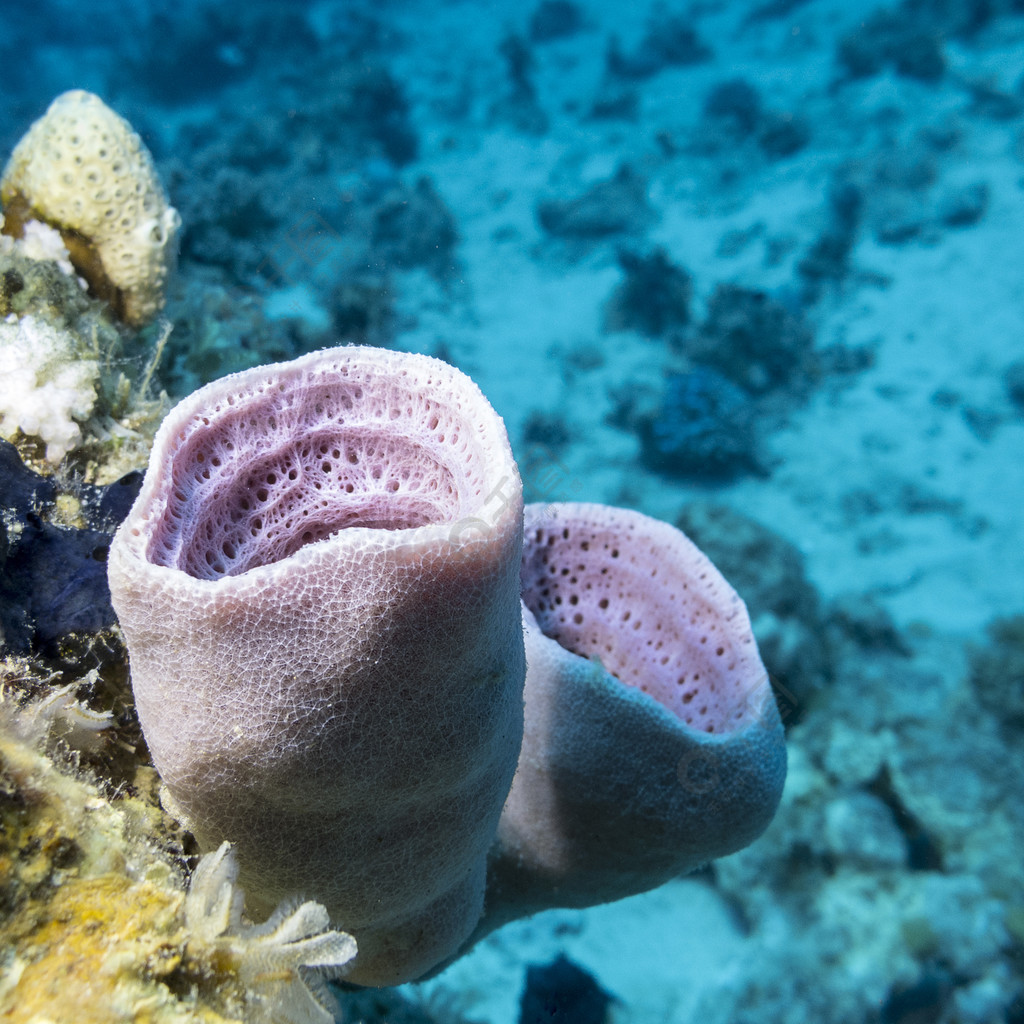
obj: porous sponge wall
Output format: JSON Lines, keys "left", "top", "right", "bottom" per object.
{"left": 520, "top": 503, "right": 765, "bottom": 734}
{"left": 0, "top": 91, "right": 180, "bottom": 327}
{"left": 151, "top": 359, "right": 491, "bottom": 580}
{"left": 108, "top": 346, "right": 527, "bottom": 985}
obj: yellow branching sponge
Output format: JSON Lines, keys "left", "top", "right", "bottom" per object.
{"left": 0, "top": 90, "right": 180, "bottom": 327}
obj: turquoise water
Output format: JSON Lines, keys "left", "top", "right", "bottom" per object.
{"left": 2, "top": 1, "right": 1024, "bottom": 1021}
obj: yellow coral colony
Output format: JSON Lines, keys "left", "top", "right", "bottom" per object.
{"left": 0, "top": 90, "right": 180, "bottom": 327}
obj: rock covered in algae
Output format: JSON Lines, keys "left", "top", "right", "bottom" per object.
{"left": 0, "top": 214, "right": 168, "bottom": 481}
{"left": 0, "top": 677, "right": 356, "bottom": 1024}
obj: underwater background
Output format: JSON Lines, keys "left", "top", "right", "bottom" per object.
{"left": 1, "top": 0, "right": 1024, "bottom": 1021}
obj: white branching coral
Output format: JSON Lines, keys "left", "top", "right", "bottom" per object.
{"left": 11, "top": 218, "right": 79, "bottom": 278}
{"left": 185, "top": 842, "right": 357, "bottom": 1024}
{"left": 0, "top": 214, "right": 80, "bottom": 279}
{"left": 0, "top": 313, "right": 100, "bottom": 462}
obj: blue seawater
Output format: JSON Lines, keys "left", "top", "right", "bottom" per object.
{"left": 2, "top": 0, "right": 1023, "bottom": 1022}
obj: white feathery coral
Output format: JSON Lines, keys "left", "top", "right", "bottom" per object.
{"left": 3, "top": 668, "right": 113, "bottom": 752}
{"left": 185, "top": 841, "right": 357, "bottom": 1024}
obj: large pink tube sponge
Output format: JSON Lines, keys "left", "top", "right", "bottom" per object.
{"left": 481, "top": 502, "right": 786, "bottom": 929}
{"left": 107, "top": 346, "right": 526, "bottom": 986}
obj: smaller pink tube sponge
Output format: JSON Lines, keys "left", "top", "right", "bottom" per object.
{"left": 481, "top": 502, "right": 786, "bottom": 928}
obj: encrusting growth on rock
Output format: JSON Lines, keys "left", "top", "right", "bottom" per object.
{"left": 0, "top": 90, "right": 180, "bottom": 327}
{"left": 0, "top": 685, "right": 356, "bottom": 1024}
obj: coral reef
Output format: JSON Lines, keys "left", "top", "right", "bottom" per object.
{"left": 703, "top": 79, "right": 763, "bottom": 140}
{"left": 528, "top": 1, "right": 585, "bottom": 43}
{"left": 836, "top": 6, "right": 946, "bottom": 82}
{"left": 685, "top": 285, "right": 816, "bottom": 398}
{"left": 10, "top": 1, "right": 1022, "bottom": 1018}
{"left": 636, "top": 368, "right": 760, "bottom": 480}
{"left": 536, "top": 165, "right": 652, "bottom": 240}
{"left": 0, "top": 91, "right": 180, "bottom": 327}
{"left": 604, "top": 267, "right": 827, "bottom": 484}
{"left": 968, "top": 615, "right": 1024, "bottom": 732}
{"left": 116, "top": 6, "right": 318, "bottom": 106}
{"left": 701, "top": 79, "right": 809, "bottom": 159}
{"left": 797, "top": 179, "right": 863, "bottom": 302}
{"left": 141, "top": 56, "right": 430, "bottom": 398}
{"left": 753, "top": 110, "right": 811, "bottom": 160}
{"left": 605, "top": 7, "right": 711, "bottom": 80}
{"left": 1006, "top": 360, "right": 1024, "bottom": 413}
{"left": 0, "top": 693, "right": 354, "bottom": 1024}
{"left": 166, "top": 62, "right": 419, "bottom": 291}
{"left": 159, "top": 269, "right": 299, "bottom": 400}
{"left": 490, "top": 33, "right": 549, "bottom": 135}
{"left": 602, "top": 246, "right": 692, "bottom": 338}
{"left": 0, "top": 217, "right": 167, "bottom": 477}
{"left": 708, "top": 610, "right": 1024, "bottom": 1024}
{"left": 371, "top": 177, "right": 460, "bottom": 280}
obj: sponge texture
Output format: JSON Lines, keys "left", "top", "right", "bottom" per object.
{"left": 480, "top": 502, "right": 786, "bottom": 929}
{"left": 107, "top": 346, "right": 526, "bottom": 986}
{"left": 521, "top": 502, "right": 766, "bottom": 733}
{"left": 148, "top": 356, "right": 499, "bottom": 579}
{"left": 0, "top": 90, "right": 180, "bottom": 326}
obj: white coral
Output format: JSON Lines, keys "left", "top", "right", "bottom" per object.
{"left": 0, "top": 313, "right": 99, "bottom": 461}
{"left": 0, "top": 215, "right": 80, "bottom": 280}
{"left": 16, "top": 218, "right": 79, "bottom": 279}
{"left": 185, "top": 842, "right": 357, "bottom": 1024}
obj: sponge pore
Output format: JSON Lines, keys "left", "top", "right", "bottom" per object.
{"left": 149, "top": 360, "right": 490, "bottom": 580}
{"left": 521, "top": 503, "right": 763, "bottom": 734}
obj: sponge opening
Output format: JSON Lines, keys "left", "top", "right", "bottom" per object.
{"left": 521, "top": 509, "right": 764, "bottom": 735}
{"left": 145, "top": 367, "right": 489, "bottom": 580}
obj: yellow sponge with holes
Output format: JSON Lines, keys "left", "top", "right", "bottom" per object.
{"left": 0, "top": 90, "right": 180, "bottom": 327}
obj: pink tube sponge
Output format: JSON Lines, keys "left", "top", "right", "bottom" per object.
{"left": 481, "top": 502, "right": 786, "bottom": 928}
{"left": 107, "top": 346, "right": 526, "bottom": 986}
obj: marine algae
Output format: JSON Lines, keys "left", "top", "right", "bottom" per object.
{"left": 0, "top": 690, "right": 353, "bottom": 1023}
